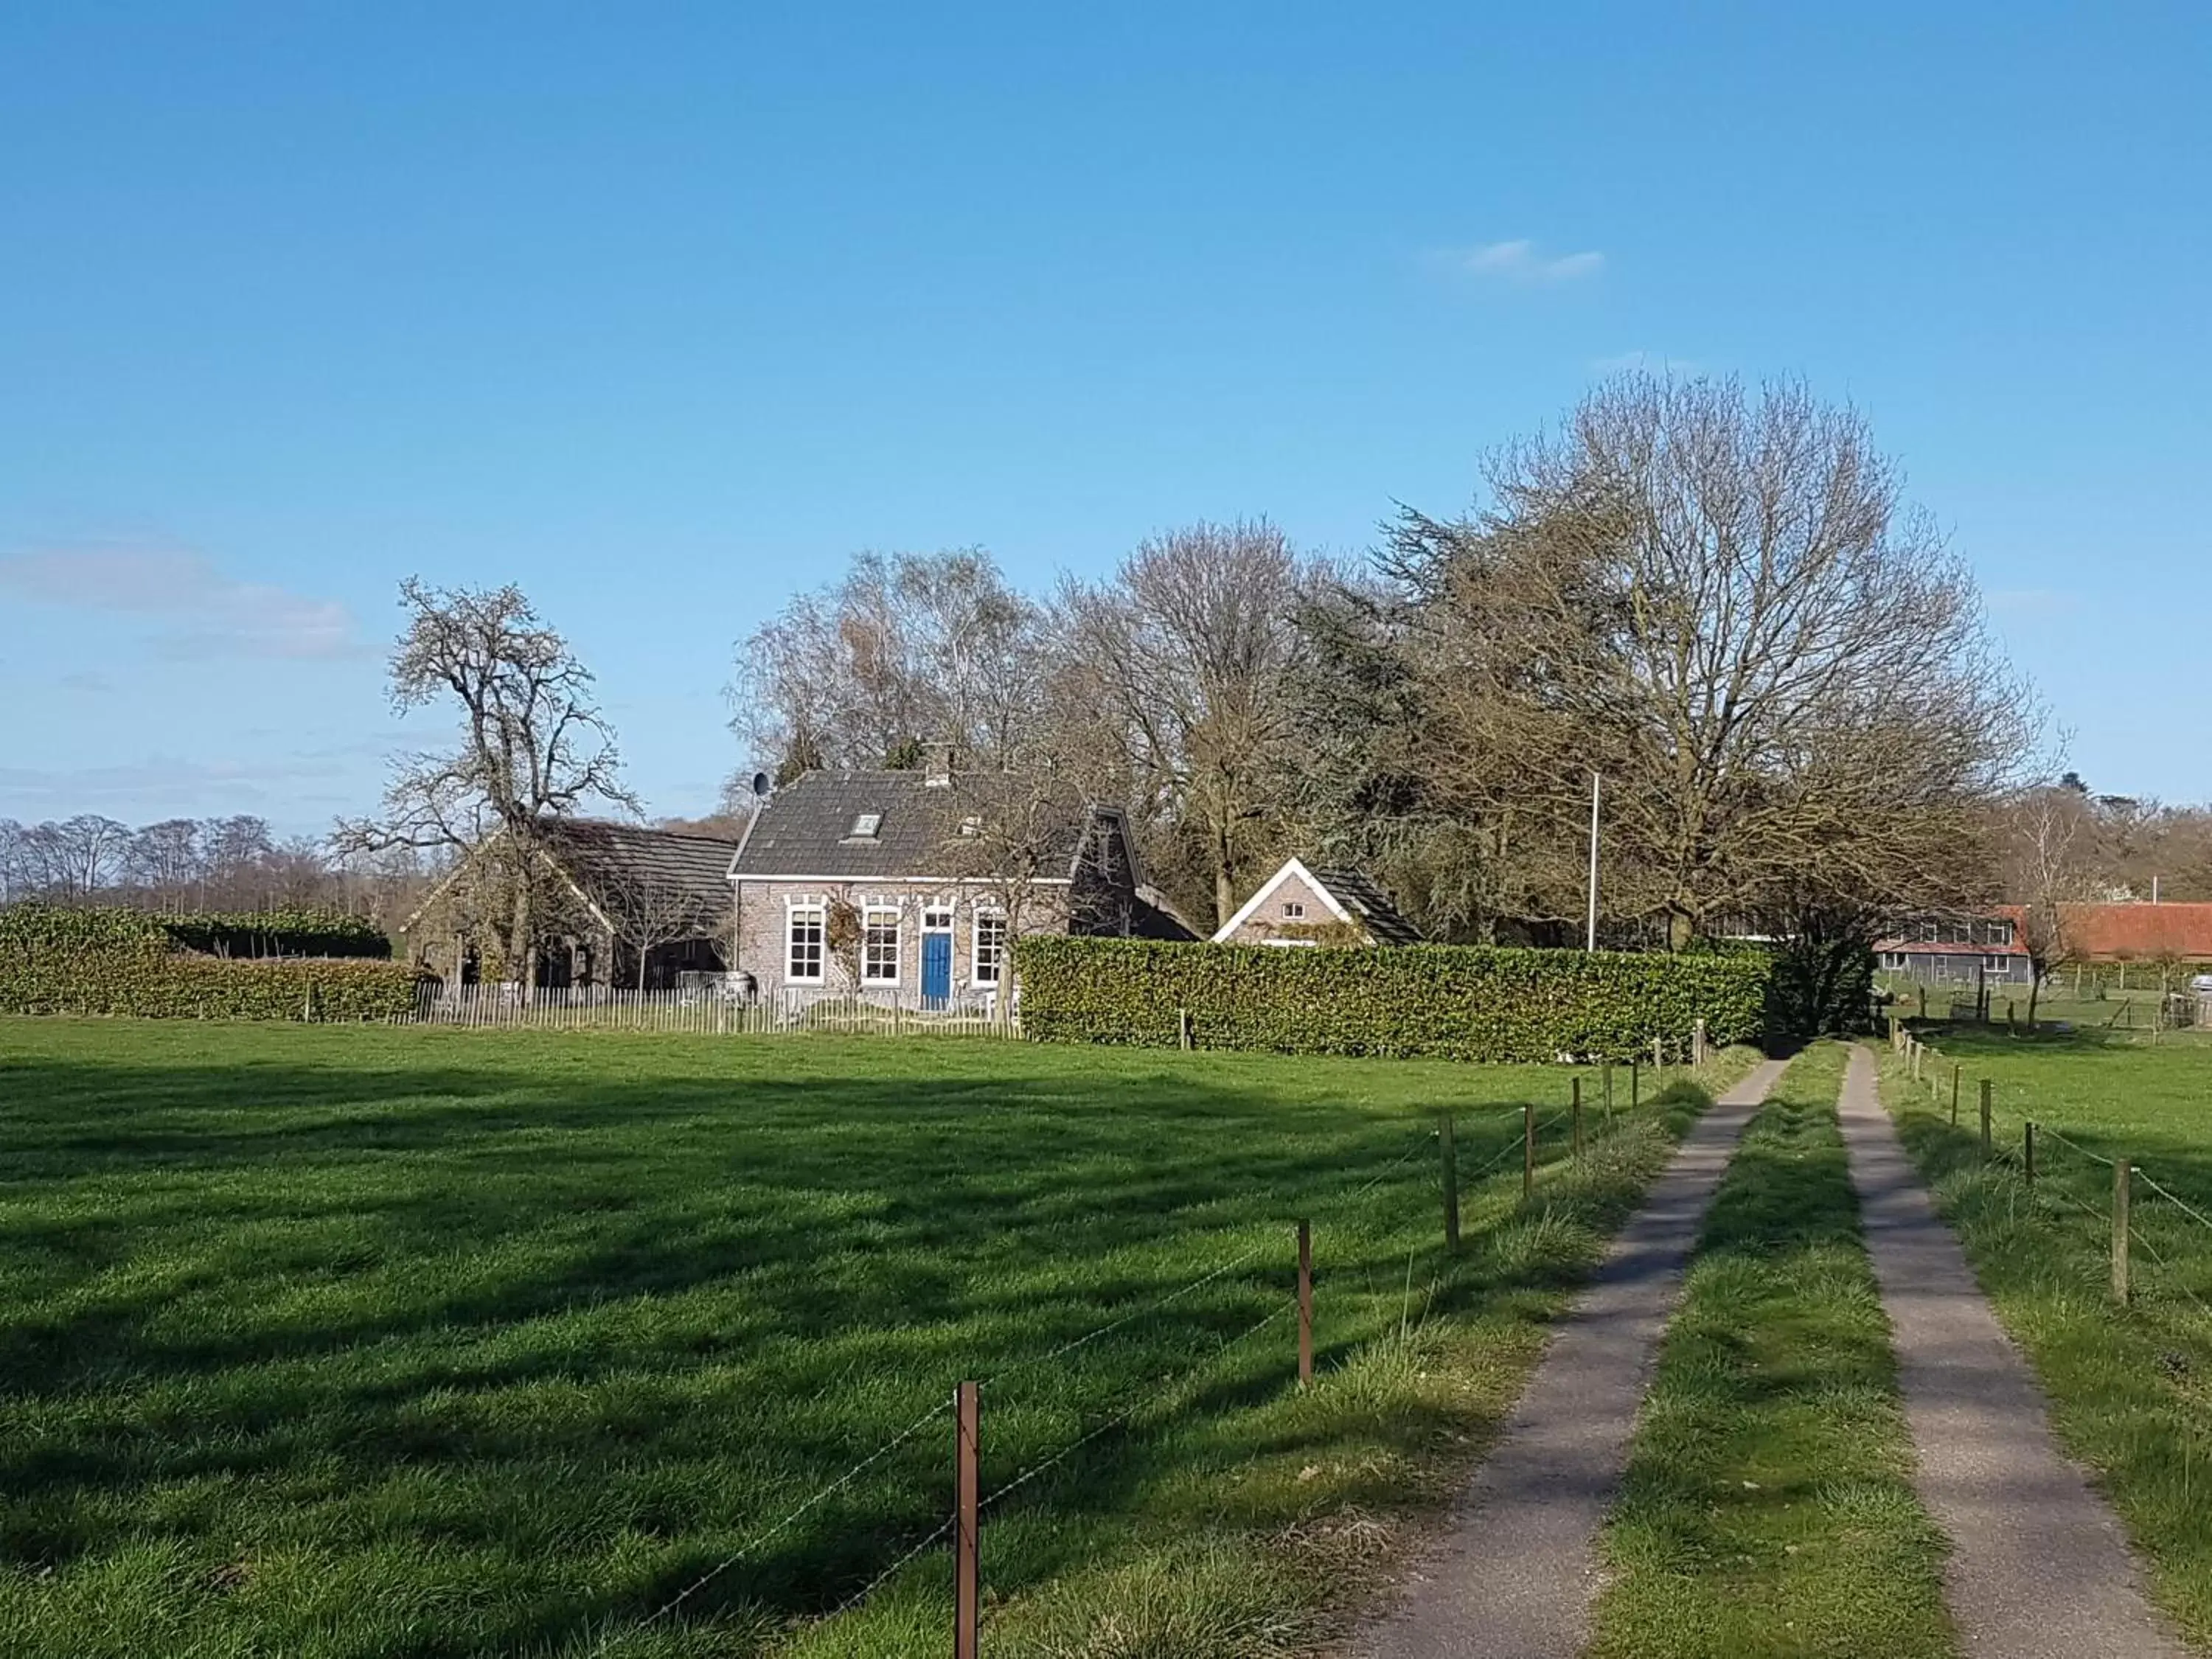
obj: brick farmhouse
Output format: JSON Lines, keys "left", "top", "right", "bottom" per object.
{"left": 726, "top": 754, "right": 1193, "bottom": 1005}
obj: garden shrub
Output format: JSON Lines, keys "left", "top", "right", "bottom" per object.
{"left": 1015, "top": 937, "right": 1773, "bottom": 1061}
{"left": 0, "top": 904, "right": 422, "bottom": 1021}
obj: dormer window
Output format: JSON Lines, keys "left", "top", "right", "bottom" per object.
{"left": 848, "top": 812, "right": 883, "bottom": 840}
{"left": 959, "top": 815, "right": 982, "bottom": 838}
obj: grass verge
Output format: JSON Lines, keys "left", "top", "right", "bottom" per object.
{"left": 1587, "top": 1042, "right": 1955, "bottom": 1659}
{"left": 0, "top": 1018, "right": 1750, "bottom": 1658}
{"left": 1880, "top": 1029, "right": 2212, "bottom": 1647}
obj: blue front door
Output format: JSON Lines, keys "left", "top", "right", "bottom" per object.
{"left": 922, "top": 931, "right": 953, "bottom": 1004}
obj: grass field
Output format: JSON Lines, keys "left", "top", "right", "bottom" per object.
{"left": 1884, "top": 1023, "right": 2212, "bottom": 1646}
{"left": 0, "top": 1018, "right": 1739, "bottom": 1659}
{"left": 1590, "top": 1043, "right": 1953, "bottom": 1659}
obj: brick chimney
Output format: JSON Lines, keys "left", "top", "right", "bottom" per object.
{"left": 923, "top": 742, "right": 956, "bottom": 788}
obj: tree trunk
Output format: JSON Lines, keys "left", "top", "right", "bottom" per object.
{"left": 637, "top": 947, "right": 650, "bottom": 992}
{"left": 510, "top": 873, "right": 535, "bottom": 992}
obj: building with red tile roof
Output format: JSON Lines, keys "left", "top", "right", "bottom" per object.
{"left": 2056, "top": 902, "right": 2212, "bottom": 962}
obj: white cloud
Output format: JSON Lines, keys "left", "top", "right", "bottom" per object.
{"left": 1453, "top": 239, "right": 1604, "bottom": 284}
{"left": 0, "top": 546, "right": 365, "bottom": 661}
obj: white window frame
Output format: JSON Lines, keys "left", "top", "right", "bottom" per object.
{"left": 786, "top": 901, "right": 826, "bottom": 984}
{"left": 972, "top": 908, "right": 1008, "bottom": 987}
{"left": 1282, "top": 900, "right": 1305, "bottom": 919}
{"left": 862, "top": 907, "right": 902, "bottom": 984}
{"left": 1983, "top": 953, "right": 2011, "bottom": 975}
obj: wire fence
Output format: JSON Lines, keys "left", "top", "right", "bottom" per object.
{"left": 1888, "top": 1020, "right": 2212, "bottom": 1332}
{"left": 575, "top": 1065, "right": 1707, "bottom": 1655}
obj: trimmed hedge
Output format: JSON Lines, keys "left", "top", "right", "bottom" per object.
{"left": 0, "top": 904, "right": 422, "bottom": 1021}
{"left": 1014, "top": 937, "right": 1773, "bottom": 1061}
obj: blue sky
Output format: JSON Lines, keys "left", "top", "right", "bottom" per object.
{"left": 3, "top": 2, "right": 2206, "bottom": 833}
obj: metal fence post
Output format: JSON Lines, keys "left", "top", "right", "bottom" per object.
{"left": 1571, "top": 1078, "right": 1585, "bottom": 1161}
{"left": 1296, "top": 1220, "right": 1314, "bottom": 1387}
{"left": 1951, "top": 1063, "right": 1961, "bottom": 1125}
{"left": 1979, "top": 1079, "right": 1992, "bottom": 1154}
{"left": 1630, "top": 1059, "right": 1640, "bottom": 1110}
{"left": 2112, "top": 1161, "right": 2132, "bottom": 1304}
{"left": 953, "top": 1381, "right": 979, "bottom": 1659}
{"left": 1178, "top": 1007, "right": 1192, "bottom": 1051}
{"left": 1523, "top": 1103, "right": 1536, "bottom": 1200}
{"left": 1440, "top": 1115, "right": 1460, "bottom": 1252}
{"left": 1602, "top": 1062, "right": 1614, "bottom": 1122}
{"left": 2025, "top": 1121, "right": 2037, "bottom": 1188}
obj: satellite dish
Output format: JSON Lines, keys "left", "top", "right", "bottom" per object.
{"left": 751, "top": 771, "right": 773, "bottom": 799}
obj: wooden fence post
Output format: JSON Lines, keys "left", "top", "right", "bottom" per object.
{"left": 1652, "top": 1035, "right": 1663, "bottom": 1071}
{"left": 1440, "top": 1116, "right": 1459, "bottom": 1252}
{"left": 1951, "top": 1064, "right": 1961, "bottom": 1125}
{"left": 1630, "top": 1059, "right": 1640, "bottom": 1110}
{"left": 1603, "top": 1062, "right": 1614, "bottom": 1122}
{"left": 953, "top": 1380, "right": 980, "bottom": 1659}
{"left": 1694, "top": 1018, "right": 1708, "bottom": 1065}
{"left": 1178, "top": 1007, "right": 1192, "bottom": 1051}
{"left": 2112, "top": 1161, "right": 2132, "bottom": 1304}
{"left": 1523, "top": 1104, "right": 1536, "bottom": 1200}
{"left": 1979, "top": 1079, "right": 1992, "bottom": 1153}
{"left": 1296, "top": 1220, "right": 1314, "bottom": 1387}
{"left": 1572, "top": 1078, "right": 1585, "bottom": 1161}
{"left": 2024, "top": 1121, "right": 2037, "bottom": 1188}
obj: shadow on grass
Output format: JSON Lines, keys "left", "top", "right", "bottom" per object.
{"left": 0, "top": 1028, "right": 1727, "bottom": 1655}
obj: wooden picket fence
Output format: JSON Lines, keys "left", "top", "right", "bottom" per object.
{"left": 411, "top": 982, "right": 1020, "bottom": 1038}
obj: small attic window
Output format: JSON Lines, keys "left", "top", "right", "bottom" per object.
{"left": 848, "top": 812, "right": 883, "bottom": 840}
{"left": 959, "top": 815, "right": 983, "bottom": 837}
{"left": 1283, "top": 901, "right": 1305, "bottom": 919}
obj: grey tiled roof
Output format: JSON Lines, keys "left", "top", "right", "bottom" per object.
{"left": 1311, "top": 866, "right": 1425, "bottom": 946}
{"left": 540, "top": 819, "right": 740, "bottom": 933}
{"left": 732, "top": 770, "right": 1082, "bottom": 880}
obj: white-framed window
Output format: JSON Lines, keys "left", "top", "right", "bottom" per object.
{"left": 973, "top": 910, "right": 1008, "bottom": 984}
{"left": 863, "top": 908, "right": 901, "bottom": 983}
{"left": 1282, "top": 901, "right": 1305, "bottom": 919}
{"left": 787, "top": 904, "right": 825, "bottom": 983}
{"left": 1983, "top": 953, "right": 2011, "bottom": 974}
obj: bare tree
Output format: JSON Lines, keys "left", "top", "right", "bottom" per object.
{"left": 1340, "top": 376, "right": 2028, "bottom": 948}
{"left": 598, "top": 866, "right": 731, "bottom": 991}
{"left": 2000, "top": 782, "right": 2098, "bottom": 1023}
{"left": 128, "top": 818, "right": 201, "bottom": 909}
{"left": 936, "top": 763, "right": 1099, "bottom": 940}
{"left": 1057, "top": 520, "right": 1312, "bottom": 928}
{"left": 731, "top": 550, "right": 1048, "bottom": 782}
{"left": 49, "top": 815, "right": 133, "bottom": 901}
{"left": 0, "top": 819, "right": 23, "bottom": 905}
{"left": 336, "top": 579, "right": 636, "bottom": 990}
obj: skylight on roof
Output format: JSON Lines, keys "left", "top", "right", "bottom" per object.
{"left": 849, "top": 812, "right": 883, "bottom": 839}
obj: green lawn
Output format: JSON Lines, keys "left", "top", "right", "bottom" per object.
{"left": 0, "top": 1018, "right": 1737, "bottom": 1659}
{"left": 1884, "top": 1025, "right": 2212, "bottom": 1646}
{"left": 1588, "top": 1043, "right": 1954, "bottom": 1659}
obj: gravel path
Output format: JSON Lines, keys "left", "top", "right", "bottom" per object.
{"left": 1344, "top": 1057, "right": 1790, "bottom": 1659}
{"left": 1837, "top": 1043, "right": 2189, "bottom": 1659}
